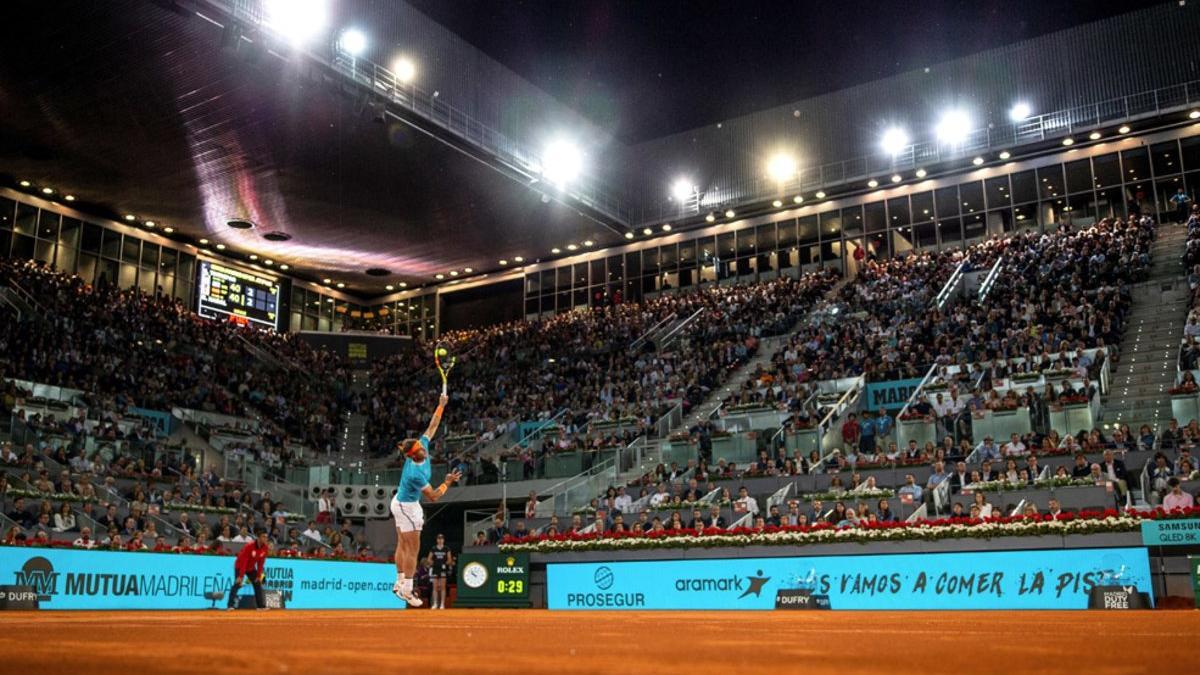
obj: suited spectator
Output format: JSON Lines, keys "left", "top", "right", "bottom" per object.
{"left": 734, "top": 486, "right": 759, "bottom": 516}
{"left": 510, "top": 520, "right": 529, "bottom": 539}
{"left": 1046, "top": 497, "right": 1065, "bottom": 518}
{"left": 1070, "top": 453, "right": 1091, "bottom": 478}
{"left": 948, "top": 461, "right": 971, "bottom": 494}
{"left": 486, "top": 515, "right": 508, "bottom": 544}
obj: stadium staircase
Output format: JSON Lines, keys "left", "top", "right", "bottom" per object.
{"left": 1103, "top": 221, "right": 1190, "bottom": 435}
{"left": 0, "top": 278, "right": 42, "bottom": 320}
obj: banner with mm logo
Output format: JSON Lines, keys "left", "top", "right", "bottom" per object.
{"left": 546, "top": 547, "right": 1153, "bottom": 610}
{"left": 863, "top": 378, "right": 924, "bottom": 411}
{"left": 0, "top": 547, "right": 403, "bottom": 610}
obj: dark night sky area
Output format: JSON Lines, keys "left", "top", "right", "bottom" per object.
{"left": 405, "top": 0, "right": 1167, "bottom": 142}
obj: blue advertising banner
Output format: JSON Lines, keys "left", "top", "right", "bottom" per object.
{"left": 862, "top": 378, "right": 924, "bottom": 411}
{"left": 547, "top": 547, "right": 1153, "bottom": 610}
{"left": 0, "top": 548, "right": 404, "bottom": 610}
{"left": 1141, "top": 518, "right": 1200, "bottom": 546}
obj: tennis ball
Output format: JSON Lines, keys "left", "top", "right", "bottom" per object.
{"left": 436, "top": 348, "right": 448, "bottom": 357}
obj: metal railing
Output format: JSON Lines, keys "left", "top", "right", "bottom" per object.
{"left": 628, "top": 314, "right": 675, "bottom": 353}
{"left": 933, "top": 258, "right": 968, "bottom": 310}
{"left": 977, "top": 255, "right": 1005, "bottom": 301}
{"left": 656, "top": 308, "right": 705, "bottom": 350}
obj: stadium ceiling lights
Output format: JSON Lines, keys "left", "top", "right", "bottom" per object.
{"left": 1118, "top": 125, "right": 1131, "bottom": 134}
{"left": 514, "top": 256, "right": 524, "bottom": 262}
{"left": 393, "top": 57, "right": 417, "bottom": 84}
{"left": 1062, "top": 137, "right": 1075, "bottom": 146}
{"left": 264, "top": 0, "right": 329, "bottom": 46}
{"left": 879, "top": 127, "right": 909, "bottom": 156}
{"left": 813, "top": 192, "right": 825, "bottom": 199}
{"left": 670, "top": 177, "right": 695, "bottom": 201}
{"left": 624, "top": 232, "right": 635, "bottom": 239}
{"left": 1089, "top": 131, "right": 1102, "bottom": 140}
{"left": 705, "top": 213, "right": 716, "bottom": 222}
{"left": 435, "top": 274, "right": 445, "bottom": 280}
{"left": 18, "top": 180, "right": 30, "bottom": 187}
{"left": 793, "top": 195, "right": 803, "bottom": 204}
{"left": 766, "top": 153, "right": 797, "bottom": 182}
{"left": 772, "top": 199, "right": 783, "bottom": 207}
{"left": 972, "top": 157, "right": 984, "bottom": 166}
{"left": 935, "top": 109, "right": 971, "bottom": 145}
{"left": 1008, "top": 101, "right": 1032, "bottom": 122}
{"left": 914, "top": 168, "right": 927, "bottom": 178}
{"left": 541, "top": 139, "right": 583, "bottom": 187}
{"left": 641, "top": 228, "right": 652, "bottom": 236}
{"left": 337, "top": 29, "right": 368, "bottom": 58}
{"left": 64, "top": 194, "right": 75, "bottom": 201}
{"left": 386, "top": 285, "right": 395, "bottom": 291}
{"left": 890, "top": 174, "right": 902, "bottom": 183}
{"left": 724, "top": 209, "right": 736, "bottom": 218}
{"left": 662, "top": 224, "right": 672, "bottom": 232}
{"left": 583, "top": 240, "right": 594, "bottom": 247}
{"left": 867, "top": 179, "right": 878, "bottom": 188}
{"left": 998, "top": 151, "right": 1011, "bottom": 160}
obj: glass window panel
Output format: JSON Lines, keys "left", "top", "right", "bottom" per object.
{"left": 1151, "top": 141, "right": 1179, "bottom": 177}
{"left": 76, "top": 253, "right": 98, "bottom": 285}
{"left": 1092, "top": 153, "right": 1122, "bottom": 188}
{"left": 540, "top": 269, "right": 555, "bottom": 293}
{"left": 81, "top": 223, "right": 102, "bottom": 253}
{"left": 678, "top": 239, "right": 697, "bottom": 269}
{"left": 987, "top": 208, "right": 1014, "bottom": 235}
{"left": 736, "top": 228, "right": 755, "bottom": 255}
{"left": 573, "top": 262, "right": 588, "bottom": 287}
{"left": 937, "top": 218, "right": 962, "bottom": 249}
{"left": 625, "top": 251, "right": 641, "bottom": 277}
{"left": 177, "top": 253, "right": 195, "bottom": 286}
{"left": 608, "top": 254, "right": 624, "bottom": 281}
{"left": 34, "top": 238, "right": 54, "bottom": 265}
{"left": 1037, "top": 165, "right": 1063, "bottom": 200}
{"left": 717, "top": 232, "right": 735, "bottom": 257}
{"left": 59, "top": 217, "right": 81, "bottom": 249}
{"left": 1010, "top": 170, "right": 1038, "bottom": 204}
{"left": 37, "top": 210, "right": 59, "bottom": 240}
{"left": 841, "top": 205, "right": 863, "bottom": 237}
{"left": 101, "top": 230, "right": 121, "bottom": 259}
{"left": 590, "top": 258, "right": 605, "bottom": 284}
{"left": 119, "top": 262, "right": 137, "bottom": 289}
{"left": 984, "top": 176, "right": 1011, "bottom": 210}
{"left": 525, "top": 272, "right": 541, "bottom": 295}
{"left": 960, "top": 181, "right": 984, "bottom": 215}
{"left": 643, "top": 247, "right": 661, "bottom": 273}
{"left": 573, "top": 288, "right": 587, "bottom": 308}
{"left": 911, "top": 191, "right": 934, "bottom": 222}
{"left": 1188, "top": 172, "right": 1200, "bottom": 206}
{"left": 12, "top": 234, "right": 34, "bottom": 260}
{"left": 864, "top": 201, "right": 886, "bottom": 233}
{"left": 1128, "top": 181, "right": 1152, "bottom": 217}
{"left": 556, "top": 267, "right": 571, "bottom": 292}
{"left": 820, "top": 210, "right": 842, "bottom": 239}
{"left": 1065, "top": 193, "right": 1095, "bottom": 227}
{"left": 1065, "top": 159, "right": 1093, "bottom": 194}
{"left": 1013, "top": 203, "right": 1037, "bottom": 230}
{"left": 0, "top": 197, "right": 13, "bottom": 230}
{"left": 141, "top": 242, "right": 160, "bottom": 269}
{"left": 660, "top": 243, "right": 678, "bottom": 271}
{"left": 887, "top": 197, "right": 910, "bottom": 227}
{"left": 1182, "top": 137, "right": 1200, "bottom": 174}
{"left": 963, "top": 211, "right": 986, "bottom": 244}
{"left": 54, "top": 241, "right": 76, "bottom": 274}
{"left": 913, "top": 222, "right": 938, "bottom": 250}
{"left": 866, "top": 232, "right": 888, "bottom": 259}
{"left": 797, "top": 216, "right": 818, "bottom": 243}
{"left": 122, "top": 236, "right": 140, "bottom": 263}
{"left": 14, "top": 204, "right": 37, "bottom": 236}
{"left": 776, "top": 220, "right": 797, "bottom": 247}
{"left": 934, "top": 186, "right": 959, "bottom": 220}
{"left": 891, "top": 228, "right": 914, "bottom": 257}
{"left": 1039, "top": 198, "right": 1064, "bottom": 228}
{"left": 138, "top": 268, "right": 157, "bottom": 294}
{"left": 1093, "top": 186, "right": 1126, "bottom": 220}
{"left": 0, "top": 230, "right": 9, "bottom": 257}
{"left": 1121, "top": 147, "right": 1151, "bottom": 182}
{"left": 756, "top": 224, "right": 775, "bottom": 251}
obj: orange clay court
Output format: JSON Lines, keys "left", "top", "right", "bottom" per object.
{"left": 0, "top": 610, "right": 1197, "bottom": 675}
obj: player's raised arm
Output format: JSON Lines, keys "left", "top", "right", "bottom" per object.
{"left": 420, "top": 467, "right": 462, "bottom": 503}
{"left": 424, "top": 393, "right": 449, "bottom": 440}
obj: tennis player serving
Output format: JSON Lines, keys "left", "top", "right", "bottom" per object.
{"left": 391, "top": 391, "right": 461, "bottom": 606}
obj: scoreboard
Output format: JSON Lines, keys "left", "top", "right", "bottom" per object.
{"left": 455, "top": 552, "right": 530, "bottom": 607}
{"left": 197, "top": 260, "right": 281, "bottom": 330}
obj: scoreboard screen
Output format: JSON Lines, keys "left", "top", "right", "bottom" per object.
{"left": 197, "top": 260, "right": 280, "bottom": 330}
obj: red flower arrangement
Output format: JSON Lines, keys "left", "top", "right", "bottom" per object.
{"left": 1169, "top": 382, "right": 1198, "bottom": 395}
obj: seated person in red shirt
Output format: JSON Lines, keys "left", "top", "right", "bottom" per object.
{"left": 227, "top": 529, "right": 270, "bottom": 610}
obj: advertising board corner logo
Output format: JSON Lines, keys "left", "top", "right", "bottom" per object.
{"left": 594, "top": 566, "right": 614, "bottom": 591}
{"left": 506, "top": 556, "right": 516, "bottom": 567}
{"left": 737, "top": 569, "right": 770, "bottom": 599}
{"left": 16, "top": 556, "right": 57, "bottom": 601}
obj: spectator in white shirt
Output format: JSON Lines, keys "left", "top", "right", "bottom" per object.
{"left": 649, "top": 482, "right": 670, "bottom": 507}
{"left": 613, "top": 486, "right": 633, "bottom": 513}
{"left": 524, "top": 491, "right": 538, "bottom": 520}
{"left": 1002, "top": 433, "right": 1026, "bottom": 457}
{"left": 735, "top": 486, "right": 759, "bottom": 516}
{"left": 302, "top": 520, "right": 323, "bottom": 542}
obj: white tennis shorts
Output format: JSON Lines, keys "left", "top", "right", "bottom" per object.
{"left": 392, "top": 499, "right": 424, "bottom": 533}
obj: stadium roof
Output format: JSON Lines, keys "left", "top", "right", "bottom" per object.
{"left": 0, "top": 0, "right": 1180, "bottom": 295}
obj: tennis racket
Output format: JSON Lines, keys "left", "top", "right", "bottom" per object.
{"left": 434, "top": 343, "right": 456, "bottom": 395}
